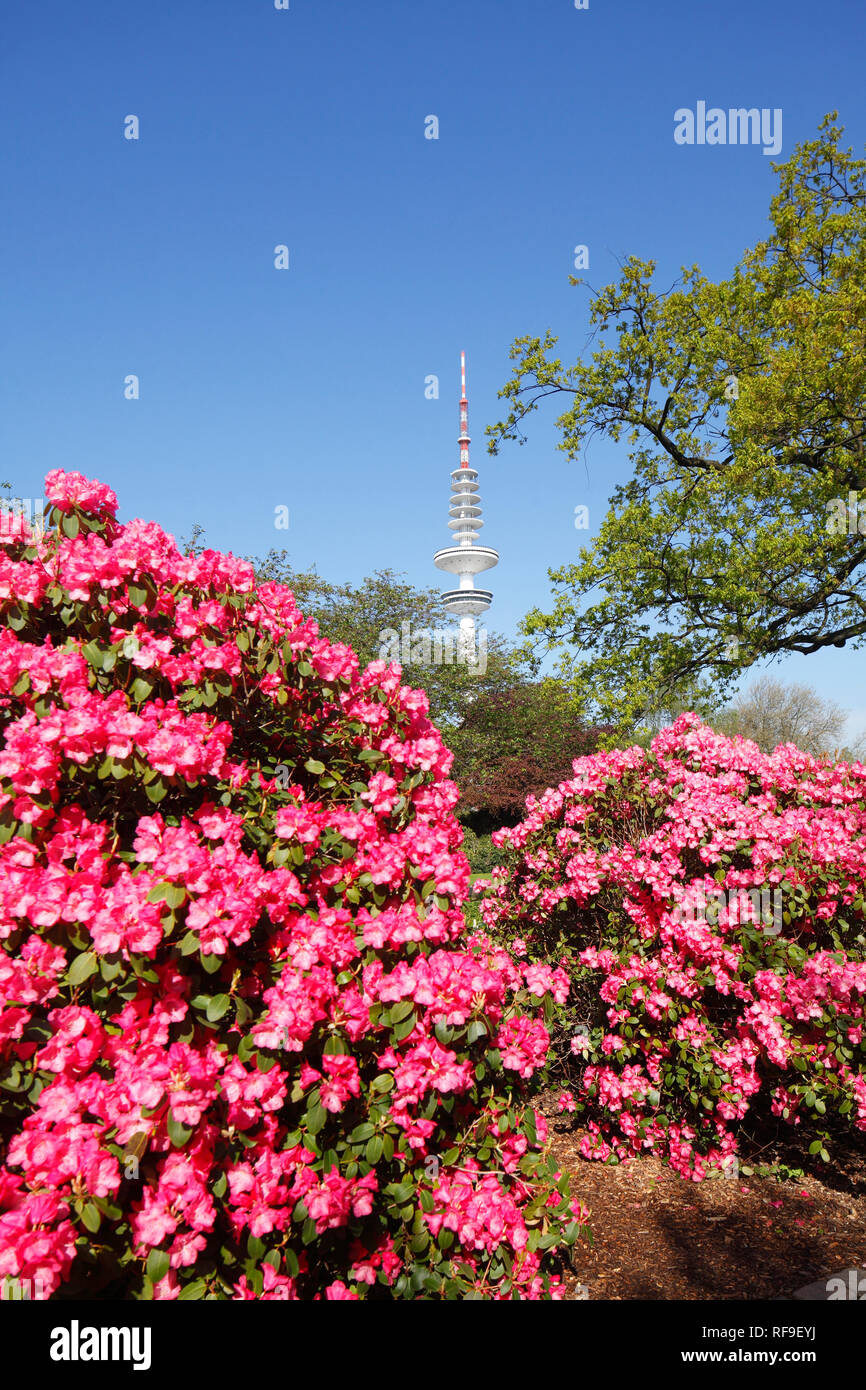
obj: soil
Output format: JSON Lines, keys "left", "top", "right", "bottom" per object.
{"left": 538, "top": 1094, "right": 866, "bottom": 1301}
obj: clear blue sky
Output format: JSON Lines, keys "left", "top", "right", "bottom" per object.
{"left": 2, "top": 0, "right": 865, "bottom": 736}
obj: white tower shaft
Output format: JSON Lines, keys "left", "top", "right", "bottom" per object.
{"left": 433, "top": 354, "right": 498, "bottom": 650}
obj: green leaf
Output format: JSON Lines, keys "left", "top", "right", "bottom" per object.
{"left": 178, "top": 1279, "right": 207, "bottom": 1300}
{"left": 167, "top": 1115, "right": 193, "bottom": 1148}
{"left": 61, "top": 512, "right": 80, "bottom": 539}
{"left": 206, "top": 994, "right": 230, "bottom": 1022}
{"left": 306, "top": 1103, "right": 327, "bottom": 1135}
{"left": 81, "top": 1202, "right": 101, "bottom": 1233}
{"left": 130, "top": 677, "right": 154, "bottom": 703}
{"left": 304, "top": 758, "right": 326, "bottom": 776}
{"left": 144, "top": 776, "right": 167, "bottom": 804}
{"left": 146, "top": 1249, "right": 170, "bottom": 1284}
{"left": 68, "top": 951, "right": 98, "bottom": 986}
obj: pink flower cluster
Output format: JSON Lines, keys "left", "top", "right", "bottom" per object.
{"left": 483, "top": 713, "right": 866, "bottom": 1178}
{"left": 0, "top": 470, "right": 577, "bottom": 1300}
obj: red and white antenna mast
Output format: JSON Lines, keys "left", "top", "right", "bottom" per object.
{"left": 458, "top": 350, "right": 470, "bottom": 468}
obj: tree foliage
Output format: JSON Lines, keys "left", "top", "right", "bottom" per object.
{"left": 250, "top": 555, "right": 521, "bottom": 732}
{"left": 488, "top": 115, "right": 866, "bottom": 730}
{"left": 447, "top": 680, "right": 611, "bottom": 828}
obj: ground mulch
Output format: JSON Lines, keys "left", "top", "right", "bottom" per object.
{"left": 538, "top": 1096, "right": 866, "bottom": 1300}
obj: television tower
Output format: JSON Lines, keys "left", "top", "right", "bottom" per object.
{"left": 433, "top": 353, "right": 498, "bottom": 661}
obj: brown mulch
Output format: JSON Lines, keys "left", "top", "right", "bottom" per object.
{"left": 539, "top": 1098, "right": 866, "bottom": 1300}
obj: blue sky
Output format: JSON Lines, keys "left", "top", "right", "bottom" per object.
{"left": 2, "top": 0, "right": 865, "bottom": 737}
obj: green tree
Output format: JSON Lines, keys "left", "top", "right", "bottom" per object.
{"left": 249, "top": 553, "right": 522, "bottom": 731}
{"left": 488, "top": 115, "right": 866, "bottom": 731}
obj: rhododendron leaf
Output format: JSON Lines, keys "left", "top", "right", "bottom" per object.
{"left": 366, "top": 1135, "right": 384, "bottom": 1164}
{"left": 167, "top": 1116, "right": 193, "bottom": 1148}
{"left": 146, "top": 1250, "right": 170, "bottom": 1283}
{"left": 67, "top": 950, "right": 98, "bottom": 986}
{"left": 306, "top": 1103, "right": 326, "bottom": 1135}
{"left": 93, "top": 1196, "right": 122, "bottom": 1221}
{"left": 206, "top": 994, "right": 230, "bottom": 1022}
{"left": 81, "top": 1202, "right": 101, "bottom": 1234}
{"left": 390, "top": 1001, "right": 414, "bottom": 1024}
{"left": 234, "top": 996, "right": 252, "bottom": 1026}
{"left": 144, "top": 777, "right": 167, "bottom": 804}
{"left": 304, "top": 759, "right": 326, "bottom": 776}
{"left": 200, "top": 950, "right": 222, "bottom": 975}
{"left": 392, "top": 1015, "right": 416, "bottom": 1043}
{"left": 178, "top": 930, "right": 199, "bottom": 956}
{"left": 0, "top": 1063, "right": 24, "bottom": 1091}
{"left": 178, "top": 1280, "right": 207, "bottom": 1300}
{"left": 131, "top": 677, "right": 154, "bottom": 703}
{"left": 387, "top": 1181, "right": 414, "bottom": 1203}
{"left": 61, "top": 513, "right": 80, "bottom": 539}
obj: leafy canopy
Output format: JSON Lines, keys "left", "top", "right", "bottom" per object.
{"left": 488, "top": 115, "right": 866, "bottom": 730}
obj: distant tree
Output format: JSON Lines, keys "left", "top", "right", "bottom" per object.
{"left": 248, "top": 553, "right": 523, "bottom": 731}
{"left": 447, "top": 679, "right": 612, "bottom": 829}
{"left": 248, "top": 554, "right": 608, "bottom": 823}
{"left": 180, "top": 522, "right": 206, "bottom": 558}
{"left": 714, "top": 676, "right": 850, "bottom": 757}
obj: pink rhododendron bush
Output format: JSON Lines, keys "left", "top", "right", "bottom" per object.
{"left": 479, "top": 714, "right": 866, "bottom": 1179}
{"left": 0, "top": 472, "right": 587, "bottom": 1301}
